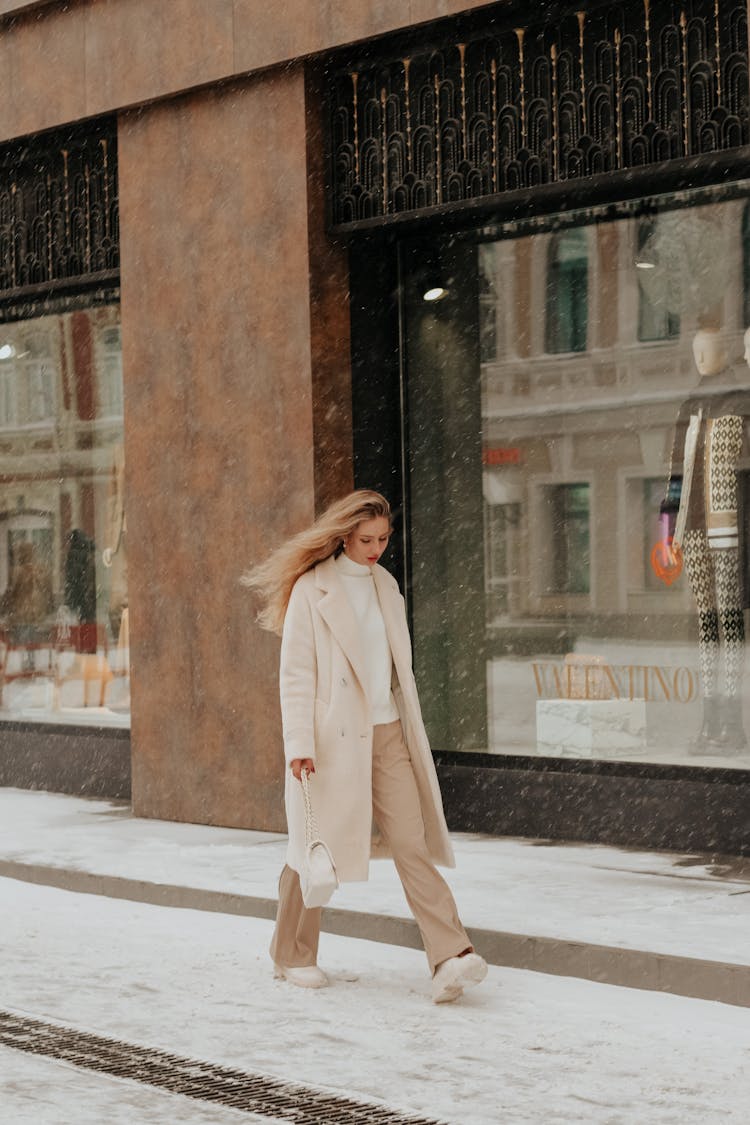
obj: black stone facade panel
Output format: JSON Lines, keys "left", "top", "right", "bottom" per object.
{"left": 437, "top": 754, "right": 750, "bottom": 855}
{"left": 0, "top": 722, "right": 130, "bottom": 800}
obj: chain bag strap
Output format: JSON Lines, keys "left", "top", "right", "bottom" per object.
{"left": 299, "top": 769, "right": 339, "bottom": 909}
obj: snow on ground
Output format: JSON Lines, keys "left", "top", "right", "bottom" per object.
{"left": 2, "top": 877, "right": 750, "bottom": 1125}
{"left": 0, "top": 1047, "right": 275, "bottom": 1125}
{"left": 0, "top": 789, "right": 747, "bottom": 968}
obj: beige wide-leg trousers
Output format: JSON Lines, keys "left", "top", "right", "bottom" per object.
{"left": 270, "top": 719, "right": 470, "bottom": 974}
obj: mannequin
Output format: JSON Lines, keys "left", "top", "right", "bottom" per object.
{"left": 665, "top": 328, "right": 750, "bottom": 753}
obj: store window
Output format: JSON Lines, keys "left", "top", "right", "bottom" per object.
{"left": 545, "top": 228, "right": 588, "bottom": 354}
{"left": 637, "top": 218, "right": 681, "bottom": 342}
{"left": 538, "top": 483, "right": 591, "bottom": 596}
{"left": 0, "top": 305, "right": 129, "bottom": 726}
{"left": 401, "top": 189, "right": 750, "bottom": 769}
{"left": 483, "top": 501, "right": 520, "bottom": 623}
{"left": 743, "top": 204, "right": 750, "bottom": 327}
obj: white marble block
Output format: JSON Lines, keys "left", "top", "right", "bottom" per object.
{"left": 535, "top": 698, "right": 647, "bottom": 758}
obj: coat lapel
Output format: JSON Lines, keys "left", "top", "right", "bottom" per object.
{"left": 315, "top": 556, "right": 371, "bottom": 700}
{"left": 371, "top": 565, "right": 412, "bottom": 692}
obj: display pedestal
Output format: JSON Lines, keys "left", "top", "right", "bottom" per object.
{"left": 536, "top": 698, "right": 647, "bottom": 758}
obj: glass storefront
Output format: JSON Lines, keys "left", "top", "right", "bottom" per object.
{"left": 402, "top": 186, "right": 750, "bottom": 770}
{"left": 0, "top": 304, "right": 129, "bottom": 727}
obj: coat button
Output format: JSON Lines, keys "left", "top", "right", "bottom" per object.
{"left": 341, "top": 677, "right": 348, "bottom": 686}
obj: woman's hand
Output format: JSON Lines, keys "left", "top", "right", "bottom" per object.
{"left": 290, "top": 758, "right": 315, "bottom": 781}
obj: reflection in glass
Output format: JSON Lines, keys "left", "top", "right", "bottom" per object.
{"left": 543, "top": 483, "right": 590, "bottom": 596}
{"left": 545, "top": 228, "right": 588, "bottom": 354}
{"left": 484, "top": 501, "right": 520, "bottom": 623}
{"left": 637, "top": 218, "right": 680, "bottom": 342}
{"left": 743, "top": 204, "right": 750, "bottom": 327}
{"left": 0, "top": 305, "right": 129, "bottom": 726}
{"left": 402, "top": 191, "right": 750, "bottom": 770}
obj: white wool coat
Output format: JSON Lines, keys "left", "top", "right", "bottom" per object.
{"left": 280, "top": 554, "right": 455, "bottom": 882}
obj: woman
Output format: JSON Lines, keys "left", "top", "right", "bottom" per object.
{"left": 245, "top": 490, "right": 487, "bottom": 1003}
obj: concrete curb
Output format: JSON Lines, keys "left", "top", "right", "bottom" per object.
{"left": 2, "top": 859, "right": 748, "bottom": 1009}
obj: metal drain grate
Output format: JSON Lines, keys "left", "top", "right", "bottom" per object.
{"left": 0, "top": 1009, "right": 446, "bottom": 1124}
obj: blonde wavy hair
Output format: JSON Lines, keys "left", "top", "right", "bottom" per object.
{"left": 242, "top": 489, "right": 392, "bottom": 634}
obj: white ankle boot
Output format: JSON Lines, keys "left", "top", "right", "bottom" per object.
{"left": 431, "top": 952, "right": 488, "bottom": 1004}
{"left": 273, "top": 963, "right": 329, "bottom": 989}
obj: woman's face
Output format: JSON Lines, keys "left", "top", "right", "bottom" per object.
{"left": 344, "top": 516, "right": 391, "bottom": 567}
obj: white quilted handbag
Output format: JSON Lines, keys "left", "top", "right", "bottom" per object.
{"left": 299, "top": 769, "right": 339, "bottom": 909}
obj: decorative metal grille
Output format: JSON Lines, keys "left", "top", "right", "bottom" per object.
{"left": 329, "top": 0, "right": 750, "bottom": 227}
{"left": 0, "top": 122, "right": 119, "bottom": 298}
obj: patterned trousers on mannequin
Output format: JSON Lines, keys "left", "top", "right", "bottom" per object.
{"left": 682, "top": 529, "right": 745, "bottom": 698}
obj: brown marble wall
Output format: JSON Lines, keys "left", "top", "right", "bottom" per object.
{"left": 0, "top": 0, "right": 499, "bottom": 143}
{"left": 0, "top": 0, "right": 53, "bottom": 16}
{"left": 118, "top": 69, "right": 315, "bottom": 829}
{"left": 304, "top": 67, "right": 354, "bottom": 514}
{"left": 0, "top": 1, "right": 86, "bottom": 139}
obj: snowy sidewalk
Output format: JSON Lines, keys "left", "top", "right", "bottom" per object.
{"left": 0, "top": 789, "right": 748, "bottom": 1007}
{"left": 3, "top": 877, "right": 750, "bottom": 1125}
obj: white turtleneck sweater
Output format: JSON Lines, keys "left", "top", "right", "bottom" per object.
{"left": 335, "top": 552, "right": 399, "bottom": 724}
